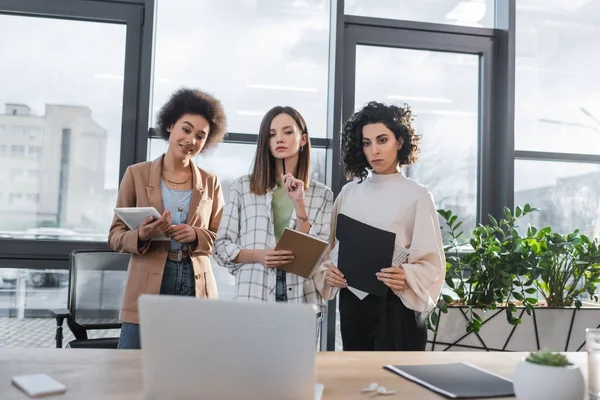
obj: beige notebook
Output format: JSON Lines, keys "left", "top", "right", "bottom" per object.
{"left": 275, "top": 228, "right": 329, "bottom": 279}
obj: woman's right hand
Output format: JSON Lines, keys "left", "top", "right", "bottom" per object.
{"left": 138, "top": 210, "right": 172, "bottom": 242}
{"left": 258, "top": 249, "right": 294, "bottom": 268}
{"left": 323, "top": 262, "right": 347, "bottom": 288}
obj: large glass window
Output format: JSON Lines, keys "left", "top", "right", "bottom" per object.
{"left": 515, "top": 1, "right": 600, "bottom": 154}
{"left": 151, "top": 0, "right": 333, "bottom": 302}
{"left": 0, "top": 15, "right": 126, "bottom": 241}
{"left": 151, "top": 0, "right": 331, "bottom": 137}
{"left": 515, "top": 0, "right": 600, "bottom": 235}
{"left": 515, "top": 160, "right": 600, "bottom": 237}
{"left": 345, "top": 0, "right": 495, "bottom": 28}
{"left": 9, "top": 0, "right": 586, "bottom": 352}
{"left": 354, "top": 46, "right": 479, "bottom": 239}
{"left": 0, "top": 0, "right": 147, "bottom": 349}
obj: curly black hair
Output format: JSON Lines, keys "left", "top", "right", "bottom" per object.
{"left": 341, "top": 101, "right": 420, "bottom": 181}
{"left": 156, "top": 88, "right": 227, "bottom": 151}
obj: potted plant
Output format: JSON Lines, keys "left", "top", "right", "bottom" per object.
{"left": 427, "top": 204, "right": 600, "bottom": 352}
{"left": 529, "top": 228, "right": 600, "bottom": 308}
{"left": 427, "top": 204, "right": 539, "bottom": 333}
{"left": 513, "top": 349, "right": 584, "bottom": 400}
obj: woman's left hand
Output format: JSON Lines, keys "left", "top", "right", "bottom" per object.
{"left": 282, "top": 173, "right": 305, "bottom": 204}
{"left": 167, "top": 224, "right": 197, "bottom": 243}
{"left": 376, "top": 266, "right": 406, "bottom": 291}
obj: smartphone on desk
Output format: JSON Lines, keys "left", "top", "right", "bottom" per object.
{"left": 12, "top": 373, "right": 67, "bottom": 398}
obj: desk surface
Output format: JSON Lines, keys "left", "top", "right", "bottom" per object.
{"left": 0, "top": 349, "right": 588, "bottom": 399}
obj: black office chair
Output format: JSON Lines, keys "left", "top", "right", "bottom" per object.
{"left": 50, "top": 249, "right": 129, "bottom": 348}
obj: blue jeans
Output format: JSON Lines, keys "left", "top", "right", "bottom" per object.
{"left": 117, "top": 259, "right": 195, "bottom": 349}
{"left": 117, "top": 321, "right": 140, "bottom": 349}
{"left": 158, "top": 258, "right": 196, "bottom": 296}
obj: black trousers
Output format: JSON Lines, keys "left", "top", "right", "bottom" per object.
{"left": 339, "top": 288, "right": 427, "bottom": 351}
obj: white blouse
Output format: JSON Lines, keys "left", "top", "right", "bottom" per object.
{"left": 313, "top": 171, "right": 446, "bottom": 313}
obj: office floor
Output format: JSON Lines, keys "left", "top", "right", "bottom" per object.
{"left": 1, "top": 318, "right": 343, "bottom": 349}
{"left": 1, "top": 318, "right": 344, "bottom": 349}
{"left": 0, "top": 318, "right": 120, "bottom": 348}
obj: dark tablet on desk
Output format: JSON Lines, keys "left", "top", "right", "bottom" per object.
{"left": 384, "top": 362, "right": 514, "bottom": 398}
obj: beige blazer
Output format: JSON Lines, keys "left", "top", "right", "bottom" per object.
{"left": 108, "top": 155, "right": 224, "bottom": 324}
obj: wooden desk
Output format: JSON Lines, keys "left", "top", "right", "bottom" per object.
{"left": 0, "top": 349, "right": 588, "bottom": 399}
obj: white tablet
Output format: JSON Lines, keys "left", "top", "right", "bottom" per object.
{"left": 113, "top": 207, "right": 170, "bottom": 241}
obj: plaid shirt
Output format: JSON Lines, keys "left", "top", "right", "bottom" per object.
{"left": 214, "top": 175, "right": 333, "bottom": 311}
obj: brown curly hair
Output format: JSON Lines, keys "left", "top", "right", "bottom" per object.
{"left": 156, "top": 88, "right": 227, "bottom": 151}
{"left": 341, "top": 101, "right": 420, "bottom": 182}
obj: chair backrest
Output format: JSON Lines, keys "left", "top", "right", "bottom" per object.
{"left": 68, "top": 249, "right": 129, "bottom": 330}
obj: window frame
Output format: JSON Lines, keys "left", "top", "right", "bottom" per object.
{"left": 148, "top": 129, "right": 332, "bottom": 149}
{"left": 321, "top": 0, "right": 515, "bottom": 351}
{"left": 0, "top": 0, "right": 155, "bottom": 268}
{"left": 0, "top": 0, "right": 536, "bottom": 353}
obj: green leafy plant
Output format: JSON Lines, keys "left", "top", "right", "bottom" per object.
{"left": 529, "top": 229, "right": 600, "bottom": 308}
{"left": 427, "top": 204, "right": 539, "bottom": 333}
{"left": 526, "top": 349, "right": 571, "bottom": 367}
{"left": 427, "top": 203, "right": 600, "bottom": 336}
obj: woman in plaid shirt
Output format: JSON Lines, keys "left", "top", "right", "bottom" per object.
{"left": 214, "top": 106, "right": 333, "bottom": 311}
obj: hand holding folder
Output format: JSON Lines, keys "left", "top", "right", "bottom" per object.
{"left": 335, "top": 214, "right": 397, "bottom": 298}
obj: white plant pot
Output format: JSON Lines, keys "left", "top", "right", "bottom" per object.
{"left": 513, "top": 357, "right": 585, "bottom": 400}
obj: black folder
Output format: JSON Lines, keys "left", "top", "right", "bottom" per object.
{"left": 384, "top": 362, "right": 515, "bottom": 398}
{"left": 335, "top": 213, "right": 396, "bottom": 298}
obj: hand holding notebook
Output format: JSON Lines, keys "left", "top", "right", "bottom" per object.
{"left": 274, "top": 228, "right": 329, "bottom": 279}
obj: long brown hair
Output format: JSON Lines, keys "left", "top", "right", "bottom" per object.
{"left": 249, "top": 106, "right": 311, "bottom": 195}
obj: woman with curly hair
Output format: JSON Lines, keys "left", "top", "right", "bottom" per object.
{"left": 313, "top": 101, "right": 445, "bottom": 351}
{"left": 109, "top": 88, "right": 227, "bottom": 349}
{"left": 214, "top": 106, "right": 333, "bottom": 313}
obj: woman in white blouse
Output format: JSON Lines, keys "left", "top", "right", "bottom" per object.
{"left": 313, "top": 101, "right": 446, "bottom": 351}
{"left": 214, "top": 106, "right": 333, "bottom": 311}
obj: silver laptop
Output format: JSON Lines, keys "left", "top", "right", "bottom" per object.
{"left": 138, "top": 295, "right": 318, "bottom": 400}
